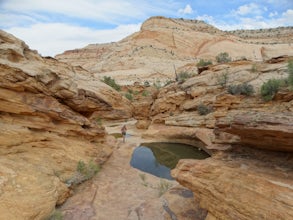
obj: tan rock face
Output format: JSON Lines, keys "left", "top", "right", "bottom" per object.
{"left": 145, "top": 52, "right": 293, "bottom": 219}
{"left": 0, "top": 30, "right": 133, "bottom": 219}
{"left": 56, "top": 16, "right": 293, "bottom": 85}
{"left": 172, "top": 149, "right": 293, "bottom": 220}
{"left": 215, "top": 112, "right": 293, "bottom": 152}
{"left": 143, "top": 124, "right": 214, "bottom": 153}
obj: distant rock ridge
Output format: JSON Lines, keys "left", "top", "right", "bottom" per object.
{"left": 56, "top": 16, "right": 293, "bottom": 85}
{"left": 141, "top": 16, "right": 222, "bottom": 34}
{"left": 228, "top": 26, "right": 293, "bottom": 44}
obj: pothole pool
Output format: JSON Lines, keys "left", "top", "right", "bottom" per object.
{"left": 130, "top": 142, "right": 210, "bottom": 180}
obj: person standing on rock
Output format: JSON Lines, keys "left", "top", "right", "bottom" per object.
{"left": 121, "top": 125, "right": 127, "bottom": 143}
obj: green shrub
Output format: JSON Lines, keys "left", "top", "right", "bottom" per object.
{"left": 157, "top": 180, "right": 173, "bottom": 197}
{"left": 197, "top": 59, "right": 213, "bottom": 67}
{"left": 142, "top": 90, "right": 149, "bottom": 97}
{"left": 250, "top": 64, "right": 258, "bottom": 73}
{"left": 216, "top": 52, "right": 231, "bottom": 63}
{"left": 77, "top": 160, "right": 100, "bottom": 180}
{"left": 133, "top": 90, "right": 140, "bottom": 95}
{"left": 217, "top": 52, "right": 231, "bottom": 62}
{"left": 139, "top": 173, "right": 148, "bottom": 187}
{"left": 260, "top": 79, "right": 281, "bottom": 101}
{"left": 164, "top": 79, "right": 173, "bottom": 86}
{"left": 77, "top": 160, "right": 86, "bottom": 174}
{"left": 101, "top": 76, "right": 121, "bottom": 91}
{"left": 96, "top": 117, "right": 102, "bottom": 126}
{"left": 47, "top": 210, "right": 63, "bottom": 220}
{"left": 228, "top": 83, "right": 254, "bottom": 96}
{"left": 67, "top": 160, "right": 100, "bottom": 186}
{"left": 288, "top": 60, "right": 293, "bottom": 87}
{"left": 153, "top": 79, "right": 162, "bottom": 89}
{"left": 197, "top": 104, "right": 212, "bottom": 115}
{"left": 125, "top": 92, "right": 133, "bottom": 101}
{"left": 177, "top": 71, "right": 194, "bottom": 83}
{"left": 217, "top": 71, "right": 229, "bottom": 88}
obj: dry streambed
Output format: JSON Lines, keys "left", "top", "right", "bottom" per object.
{"left": 59, "top": 121, "right": 203, "bottom": 220}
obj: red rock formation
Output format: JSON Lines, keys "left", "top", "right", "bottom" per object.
{"left": 0, "top": 30, "right": 132, "bottom": 220}
{"left": 172, "top": 149, "right": 293, "bottom": 220}
{"left": 215, "top": 112, "right": 293, "bottom": 152}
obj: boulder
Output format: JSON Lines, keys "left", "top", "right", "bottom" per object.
{"left": 172, "top": 150, "right": 293, "bottom": 220}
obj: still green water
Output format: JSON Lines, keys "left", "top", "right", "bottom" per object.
{"left": 130, "top": 142, "right": 209, "bottom": 180}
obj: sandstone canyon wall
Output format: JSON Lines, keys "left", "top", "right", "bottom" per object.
{"left": 137, "top": 49, "right": 292, "bottom": 219}
{"left": 147, "top": 58, "right": 293, "bottom": 219}
{"left": 0, "top": 30, "right": 132, "bottom": 220}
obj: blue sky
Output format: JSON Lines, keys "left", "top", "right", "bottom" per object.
{"left": 0, "top": 0, "right": 292, "bottom": 56}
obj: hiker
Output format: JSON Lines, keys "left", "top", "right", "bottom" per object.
{"left": 121, "top": 125, "right": 127, "bottom": 143}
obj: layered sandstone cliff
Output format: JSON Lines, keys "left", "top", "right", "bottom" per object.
{"left": 0, "top": 30, "right": 132, "bottom": 220}
{"left": 144, "top": 55, "right": 293, "bottom": 219}
{"left": 56, "top": 16, "right": 293, "bottom": 84}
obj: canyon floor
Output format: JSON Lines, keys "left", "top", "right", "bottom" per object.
{"left": 59, "top": 120, "right": 202, "bottom": 220}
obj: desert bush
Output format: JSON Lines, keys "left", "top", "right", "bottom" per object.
{"left": 133, "top": 90, "right": 140, "bottom": 95}
{"left": 77, "top": 160, "right": 100, "bottom": 180}
{"left": 260, "top": 79, "right": 281, "bottom": 101}
{"left": 250, "top": 63, "right": 258, "bottom": 73}
{"left": 125, "top": 92, "right": 133, "bottom": 101}
{"left": 216, "top": 52, "right": 231, "bottom": 63}
{"left": 228, "top": 83, "right": 254, "bottom": 96}
{"left": 142, "top": 90, "right": 149, "bottom": 97}
{"left": 96, "top": 117, "right": 102, "bottom": 126}
{"left": 288, "top": 60, "right": 293, "bottom": 87}
{"left": 217, "top": 71, "right": 229, "bottom": 88}
{"left": 153, "top": 79, "right": 162, "bottom": 89}
{"left": 177, "top": 71, "right": 194, "bottom": 83}
{"left": 67, "top": 160, "right": 100, "bottom": 186}
{"left": 101, "top": 76, "right": 121, "bottom": 91}
{"left": 157, "top": 180, "right": 173, "bottom": 197}
{"left": 197, "top": 104, "right": 212, "bottom": 115}
{"left": 47, "top": 210, "right": 63, "bottom": 220}
{"left": 197, "top": 59, "right": 212, "bottom": 67}
{"left": 164, "top": 79, "right": 173, "bottom": 86}
{"left": 139, "top": 173, "right": 148, "bottom": 187}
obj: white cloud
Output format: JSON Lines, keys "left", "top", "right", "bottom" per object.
{"left": 1, "top": 0, "right": 146, "bottom": 24}
{"left": 197, "top": 9, "right": 293, "bottom": 31}
{"left": 178, "top": 4, "right": 193, "bottom": 15}
{"left": 233, "top": 3, "right": 263, "bottom": 16}
{"left": 269, "top": 11, "right": 278, "bottom": 17}
{"left": 196, "top": 15, "right": 215, "bottom": 24}
{"left": 5, "top": 23, "right": 141, "bottom": 56}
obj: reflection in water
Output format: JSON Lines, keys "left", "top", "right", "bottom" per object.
{"left": 130, "top": 142, "right": 209, "bottom": 180}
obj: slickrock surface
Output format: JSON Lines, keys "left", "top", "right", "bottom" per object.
{"left": 172, "top": 149, "right": 293, "bottom": 220}
{"left": 56, "top": 16, "right": 293, "bottom": 84}
{"left": 0, "top": 30, "right": 132, "bottom": 219}
{"left": 60, "top": 121, "right": 205, "bottom": 220}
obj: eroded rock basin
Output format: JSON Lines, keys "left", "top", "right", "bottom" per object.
{"left": 130, "top": 142, "right": 210, "bottom": 180}
{"left": 59, "top": 121, "right": 206, "bottom": 220}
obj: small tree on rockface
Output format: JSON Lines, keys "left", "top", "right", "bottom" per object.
{"left": 288, "top": 60, "right": 293, "bottom": 87}
{"left": 101, "top": 76, "right": 121, "bottom": 91}
{"left": 197, "top": 59, "right": 213, "bottom": 67}
{"left": 216, "top": 52, "right": 231, "bottom": 63}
